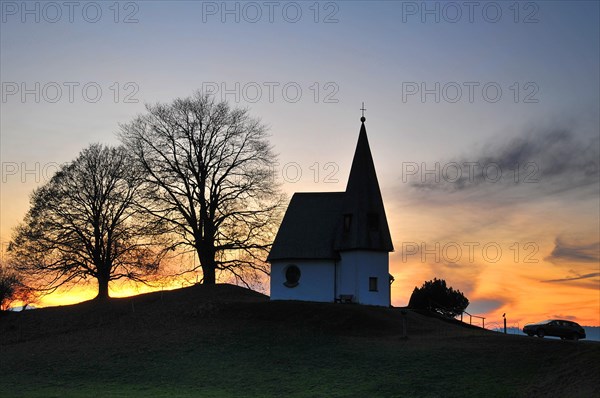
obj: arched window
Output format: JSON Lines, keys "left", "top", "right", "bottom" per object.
{"left": 284, "top": 265, "right": 301, "bottom": 288}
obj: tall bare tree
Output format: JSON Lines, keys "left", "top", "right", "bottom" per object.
{"left": 9, "top": 144, "right": 168, "bottom": 299}
{"left": 119, "top": 92, "right": 283, "bottom": 285}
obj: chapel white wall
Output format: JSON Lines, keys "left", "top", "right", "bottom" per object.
{"left": 337, "top": 251, "right": 390, "bottom": 307}
{"left": 270, "top": 259, "right": 335, "bottom": 303}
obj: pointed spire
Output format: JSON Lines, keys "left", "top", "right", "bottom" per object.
{"left": 335, "top": 116, "right": 394, "bottom": 252}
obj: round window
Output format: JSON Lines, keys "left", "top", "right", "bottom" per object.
{"left": 284, "top": 265, "right": 301, "bottom": 288}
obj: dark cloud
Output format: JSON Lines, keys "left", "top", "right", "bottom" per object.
{"left": 550, "top": 314, "right": 578, "bottom": 321}
{"left": 467, "top": 298, "right": 506, "bottom": 314}
{"left": 545, "top": 237, "right": 600, "bottom": 264}
{"left": 541, "top": 269, "right": 600, "bottom": 290}
{"left": 542, "top": 272, "right": 600, "bottom": 283}
{"left": 407, "top": 129, "right": 599, "bottom": 199}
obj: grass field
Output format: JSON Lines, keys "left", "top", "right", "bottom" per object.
{"left": 1, "top": 284, "right": 599, "bottom": 397}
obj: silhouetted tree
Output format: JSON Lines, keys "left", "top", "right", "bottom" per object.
{"left": 408, "top": 278, "right": 469, "bottom": 318}
{"left": 9, "top": 144, "right": 169, "bottom": 299}
{"left": 0, "top": 261, "right": 34, "bottom": 311}
{"left": 119, "top": 92, "right": 283, "bottom": 286}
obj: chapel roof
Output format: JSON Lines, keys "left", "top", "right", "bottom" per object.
{"left": 267, "top": 192, "right": 345, "bottom": 261}
{"left": 267, "top": 117, "right": 394, "bottom": 262}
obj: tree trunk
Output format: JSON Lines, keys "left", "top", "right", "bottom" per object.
{"left": 197, "top": 245, "right": 217, "bottom": 284}
{"left": 96, "top": 276, "right": 110, "bottom": 300}
{"left": 202, "top": 264, "right": 216, "bottom": 284}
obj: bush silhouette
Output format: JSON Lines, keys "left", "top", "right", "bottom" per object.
{"left": 408, "top": 278, "right": 469, "bottom": 318}
{"left": 0, "top": 264, "right": 32, "bottom": 311}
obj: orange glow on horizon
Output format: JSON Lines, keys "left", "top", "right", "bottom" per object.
{"left": 22, "top": 251, "right": 598, "bottom": 328}
{"left": 4, "top": 191, "right": 599, "bottom": 327}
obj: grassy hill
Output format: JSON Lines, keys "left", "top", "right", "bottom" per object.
{"left": 1, "top": 284, "right": 599, "bottom": 397}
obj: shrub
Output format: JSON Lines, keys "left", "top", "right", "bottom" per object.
{"left": 408, "top": 278, "right": 469, "bottom": 318}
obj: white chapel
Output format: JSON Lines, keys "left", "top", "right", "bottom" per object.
{"left": 268, "top": 114, "right": 394, "bottom": 307}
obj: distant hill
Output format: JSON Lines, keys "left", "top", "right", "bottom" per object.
{"left": 2, "top": 284, "right": 599, "bottom": 397}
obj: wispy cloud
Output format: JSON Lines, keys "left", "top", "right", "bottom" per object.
{"left": 541, "top": 270, "right": 600, "bottom": 291}
{"left": 406, "top": 128, "right": 599, "bottom": 200}
{"left": 467, "top": 298, "right": 506, "bottom": 314}
{"left": 545, "top": 238, "right": 600, "bottom": 264}
{"left": 543, "top": 272, "right": 600, "bottom": 283}
{"left": 550, "top": 314, "right": 578, "bottom": 321}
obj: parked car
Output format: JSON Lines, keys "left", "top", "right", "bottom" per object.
{"left": 523, "top": 319, "right": 586, "bottom": 341}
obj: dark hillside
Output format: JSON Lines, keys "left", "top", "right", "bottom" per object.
{"left": 0, "top": 283, "right": 479, "bottom": 344}
{"left": 1, "top": 284, "right": 599, "bottom": 397}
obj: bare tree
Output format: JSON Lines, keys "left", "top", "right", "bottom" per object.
{"left": 0, "top": 261, "right": 34, "bottom": 311}
{"left": 9, "top": 144, "right": 169, "bottom": 299}
{"left": 119, "top": 92, "right": 283, "bottom": 285}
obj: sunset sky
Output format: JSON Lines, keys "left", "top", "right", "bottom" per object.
{"left": 1, "top": 1, "right": 598, "bottom": 326}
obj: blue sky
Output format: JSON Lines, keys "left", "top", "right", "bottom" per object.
{"left": 1, "top": 1, "right": 599, "bottom": 324}
{"left": 2, "top": 1, "right": 598, "bottom": 172}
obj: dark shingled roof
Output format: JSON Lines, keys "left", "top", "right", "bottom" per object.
{"left": 267, "top": 192, "right": 345, "bottom": 261}
{"left": 268, "top": 120, "right": 394, "bottom": 262}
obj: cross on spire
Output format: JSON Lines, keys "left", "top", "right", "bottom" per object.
{"left": 360, "top": 102, "right": 366, "bottom": 122}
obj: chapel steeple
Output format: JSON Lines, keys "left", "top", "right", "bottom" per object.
{"left": 335, "top": 111, "right": 394, "bottom": 252}
{"left": 268, "top": 108, "right": 393, "bottom": 306}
